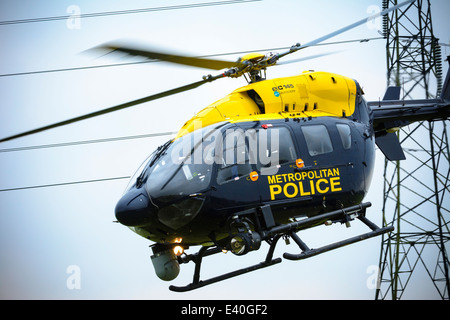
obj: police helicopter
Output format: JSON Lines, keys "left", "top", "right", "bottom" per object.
{"left": 1, "top": 0, "right": 449, "bottom": 292}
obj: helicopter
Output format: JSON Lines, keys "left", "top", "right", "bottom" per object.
{"left": 1, "top": 0, "right": 449, "bottom": 292}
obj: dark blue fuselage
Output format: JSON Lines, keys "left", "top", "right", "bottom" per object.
{"left": 115, "top": 93, "right": 376, "bottom": 245}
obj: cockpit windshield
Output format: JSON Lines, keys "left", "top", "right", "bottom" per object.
{"left": 144, "top": 122, "right": 227, "bottom": 204}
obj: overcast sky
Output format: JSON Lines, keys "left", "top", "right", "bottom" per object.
{"left": 0, "top": 0, "right": 449, "bottom": 300}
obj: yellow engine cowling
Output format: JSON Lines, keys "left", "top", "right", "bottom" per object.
{"left": 175, "top": 71, "right": 357, "bottom": 139}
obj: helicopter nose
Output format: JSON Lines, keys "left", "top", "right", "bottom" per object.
{"left": 115, "top": 188, "right": 156, "bottom": 227}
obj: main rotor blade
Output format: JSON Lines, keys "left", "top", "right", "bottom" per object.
{"left": 305, "top": 0, "right": 414, "bottom": 48}
{"left": 277, "top": 51, "right": 340, "bottom": 65}
{"left": 97, "top": 44, "right": 241, "bottom": 70}
{"left": 0, "top": 76, "right": 221, "bottom": 143}
{"left": 276, "top": 0, "right": 416, "bottom": 61}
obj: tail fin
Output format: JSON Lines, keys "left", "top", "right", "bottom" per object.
{"left": 375, "top": 131, "right": 406, "bottom": 161}
{"left": 370, "top": 57, "right": 450, "bottom": 161}
{"left": 375, "top": 86, "right": 406, "bottom": 161}
{"left": 382, "top": 86, "right": 401, "bottom": 101}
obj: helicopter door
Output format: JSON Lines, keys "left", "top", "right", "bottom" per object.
{"left": 250, "top": 124, "right": 299, "bottom": 205}
{"left": 210, "top": 125, "right": 260, "bottom": 212}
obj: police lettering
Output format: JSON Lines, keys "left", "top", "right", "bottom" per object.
{"left": 267, "top": 168, "right": 342, "bottom": 200}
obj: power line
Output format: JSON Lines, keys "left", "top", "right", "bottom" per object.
{"left": 0, "top": 61, "right": 151, "bottom": 78}
{"left": 0, "top": 131, "right": 176, "bottom": 153}
{"left": 0, "top": 37, "right": 384, "bottom": 78}
{"left": 0, "top": 176, "right": 131, "bottom": 192}
{"left": 0, "top": 0, "right": 261, "bottom": 26}
{"left": 0, "top": 133, "right": 177, "bottom": 190}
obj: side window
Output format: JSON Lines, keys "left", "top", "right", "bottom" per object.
{"left": 217, "top": 129, "right": 252, "bottom": 184}
{"left": 252, "top": 126, "right": 297, "bottom": 174}
{"left": 336, "top": 123, "right": 352, "bottom": 149}
{"left": 301, "top": 125, "right": 333, "bottom": 156}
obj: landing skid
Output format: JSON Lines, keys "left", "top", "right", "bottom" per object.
{"left": 169, "top": 202, "right": 393, "bottom": 292}
{"left": 169, "top": 241, "right": 282, "bottom": 292}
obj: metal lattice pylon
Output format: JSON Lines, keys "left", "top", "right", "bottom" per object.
{"left": 376, "top": 0, "right": 449, "bottom": 300}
